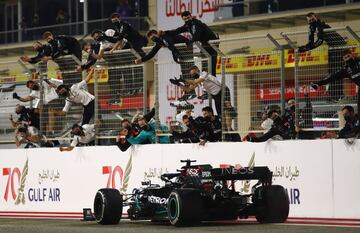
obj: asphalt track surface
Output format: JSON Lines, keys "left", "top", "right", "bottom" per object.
{"left": 0, "top": 219, "right": 359, "bottom": 233}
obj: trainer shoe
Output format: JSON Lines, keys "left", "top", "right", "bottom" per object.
{"left": 197, "top": 92, "right": 208, "bottom": 100}
{"left": 310, "top": 82, "right": 319, "bottom": 90}
{"left": 169, "top": 77, "right": 185, "bottom": 87}
{"left": 108, "top": 98, "right": 120, "bottom": 105}
{"left": 170, "top": 100, "right": 194, "bottom": 109}
{"left": 178, "top": 93, "right": 196, "bottom": 101}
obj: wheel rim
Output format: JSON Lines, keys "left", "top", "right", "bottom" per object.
{"left": 169, "top": 196, "right": 178, "bottom": 221}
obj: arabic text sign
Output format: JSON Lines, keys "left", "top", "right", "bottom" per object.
{"left": 0, "top": 140, "right": 360, "bottom": 219}
{"left": 164, "top": 0, "right": 223, "bottom": 19}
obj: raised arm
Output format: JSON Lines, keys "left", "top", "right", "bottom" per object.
{"left": 139, "top": 44, "right": 162, "bottom": 63}
{"left": 312, "top": 69, "right": 348, "bottom": 88}
{"left": 299, "top": 22, "right": 324, "bottom": 52}
{"left": 13, "top": 93, "right": 35, "bottom": 102}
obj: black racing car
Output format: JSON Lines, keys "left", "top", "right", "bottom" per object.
{"left": 93, "top": 159, "right": 289, "bottom": 226}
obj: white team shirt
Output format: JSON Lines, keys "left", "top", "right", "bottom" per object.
{"left": 29, "top": 79, "right": 62, "bottom": 107}
{"left": 99, "top": 29, "right": 116, "bottom": 51}
{"left": 70, "top": 124, "right": 96, "bottom": 147}
{"left": 261, "top": 118, "right": 283, "bottom": 140}
{"left": 16, "top": 126, "right": 40, "bottom": 147}
{"left": 199, "top": 71, "right": 221, "bottom": 95}
{"left": 62, "top": 80, "right": 95, "bottom": 112}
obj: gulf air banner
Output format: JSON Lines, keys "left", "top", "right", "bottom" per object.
{"left": 0, "top": 140, "right": 360, "bottom": 219}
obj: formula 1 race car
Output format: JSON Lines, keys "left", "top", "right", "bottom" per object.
{"left": 93, "top": 160, "right": 289, "bottom": 226}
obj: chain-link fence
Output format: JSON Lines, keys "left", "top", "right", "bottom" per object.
{"left": 209, "top": 34, "right": 284, "bottom": 140}
{"left": 94, "top": 49, "right": 147, "bottom": 145}
{"left": 281, "top": 26, "right": 360, "bottom": 137}
{"left": 0, "top": 60, "right": 35, "bottom": 143}
{"left": 1, "top": 27, "right": 360, "bottom": 147}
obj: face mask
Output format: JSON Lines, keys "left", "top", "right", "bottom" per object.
{"left": 124, "top": 125, "right": 132, "bottom": 131}
{"left": 113, "top": 20, "right": 121, "bottom": 27}
{"left": 141, "top": 125, "right": 150, "bottom": 131}
{"left": 96, "top": 35, "right": 105, "bottom": 42}
{"left": 48, "top": 38, "right": 55, "bottom": 44}
{"left": 18, "top": 127, "right": 27, "bottom": 133}
{"left": 151, "top": 37, "right": 162, "bottom": 44}
{"left": 58, "top": 90, "right": 69, "bottom": 98}
{"left": 204, "top": 116, "right": 212, "bottom": 121}
{"left": 344, "top": 115, "right": 352, "bottom": 122}
{"left": 290, "top": 105, "right": 295, "bottom": 112}
{"left": 273, "top": 116, "right": 282, "bottom": 125}
{"left": 32, "top": 84, "right": 39, "bottom": 91}
{"left": 345, "top": 58, "right": 356, "bottom": 67}
{"left": 185, "top": 19, "right": 192, "bottom": 26}
{"left": 191, "top": 73, "right": 200, "bottom": 79}
{"left": 72, "top": 130, "right": 82, "bottom": 136}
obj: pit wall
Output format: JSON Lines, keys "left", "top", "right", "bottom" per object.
{"left": 0, "top": 139, "right": 359, "bottom": 219}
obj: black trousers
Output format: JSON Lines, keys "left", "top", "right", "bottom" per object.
{"left": 82, "top": 99, "right": 95, "bottom": 125}
{"left": 212, "top": 91, "right": 222, "bottom": 117}
{"left": 55, "top": 43, "right": 82, "bottom": 86}
{"left": 202, "top": 42, "right": 218, "bottom": 77}
{"left": 123, "top": 38, "right": 147, "bottom": 57}
{"left": 69, "top": 42, "right": 82, "bottom": 61}
{"left": 211, "top": 86, "right": 231, "bottom": 117}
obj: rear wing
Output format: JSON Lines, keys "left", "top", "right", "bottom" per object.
{"left": 210, "top": 166, "right": 272, "bottom": 184}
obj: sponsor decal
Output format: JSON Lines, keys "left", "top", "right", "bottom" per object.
{"left": 286, "top": 188, "right": 301, "bottom": 205}
{"left": 215, "top": 47, "right": 332, "bottom": 73}
{"left": 221, "top": 167, "right": 255, "bottom": 175}
{"left": 2, "top": 158, "right": 28, "bottom": 205}
{"left": 186, "top": 168, "right": 200, "bottom": 176}
{"left": 148, "top": 195, "right": 168, "bottom": 205}
{"left": 219, "top": 152, "right": 255, "bottom": 193}
{"left": 102, "top": 154, "right": 133, "bottom": 194}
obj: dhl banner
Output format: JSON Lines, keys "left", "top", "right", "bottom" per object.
{"left": 215, "top": 46, "right": 360, "bottom": 74}
{"left": 81, "top": 66, "right": 109, "bottom": 84}
{"left": 0, "top": 67, "right": 110, "bottom": 84}
{"left": 216, "top": 47, "right": 330, "bottom": 74}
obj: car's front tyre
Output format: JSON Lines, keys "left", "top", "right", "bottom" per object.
{"left": 93, "top": 188, "right": 123, "bottom": 225}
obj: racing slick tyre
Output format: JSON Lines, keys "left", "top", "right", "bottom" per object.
{"left": 253, "top": 185, "right": 289, "bottom": 223}
{"left": 93, "top": 188, "right": 123, "bottom": 225}
{"left": 168, "top": 189, "right": 203, "bottom": 226}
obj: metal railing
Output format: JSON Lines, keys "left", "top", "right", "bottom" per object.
{"left": 0, "top": 17, "right": 151, "bottom": 45}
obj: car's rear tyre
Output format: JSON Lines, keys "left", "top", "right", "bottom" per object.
{"left": 93, "top": 188, "right": 123, "bottom": 225}
{"left": 168, "top": 189, "right": 203, "bottom": 226}
{"left": 253, "top": 185, "right": 289, "bottom": 223}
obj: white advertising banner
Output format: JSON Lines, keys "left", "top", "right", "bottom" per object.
{"left": 0, "top": 140, "right": 359, "bottom": 219}
{"left": 332, "top": 140, "right": 360, "bottom": 218}
{"left": 157, "top": 0, "right": 227, "bottom": 30}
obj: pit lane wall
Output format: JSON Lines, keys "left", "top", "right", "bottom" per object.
{"left": 0, "top": 139, "right": 359, "bottom": 219}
